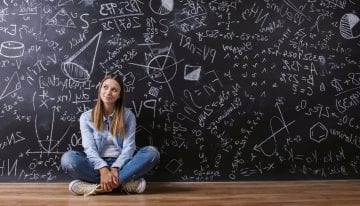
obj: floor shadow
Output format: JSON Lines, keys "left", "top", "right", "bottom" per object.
{"left": 103, "top": 182, "right": 195, "bottom": 196}
{"left": 144, "top": 182, "right": 196, "bottom": 195}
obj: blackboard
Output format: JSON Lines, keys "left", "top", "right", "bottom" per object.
{"left": 0, "top": 0, "right": 360, "bottom": 182}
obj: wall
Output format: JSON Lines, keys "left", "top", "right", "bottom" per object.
{"left": 0, "top": 0, "right": 360, "bottom": 182}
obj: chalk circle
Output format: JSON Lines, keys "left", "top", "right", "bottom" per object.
{"left": 0, "top": 41, "right": 25, "bottom": 58}
{"left": 147, "top": 55, "right": 177, "bottom": 83}
{"left": 61, "top": 61, "right": 90, "bottom": 81}
{"left": 149, "top": 0, "right": 174, "bottom": 15}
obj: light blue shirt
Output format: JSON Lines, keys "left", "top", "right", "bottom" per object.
{"left": 79, "top": 107, "right": 136, "bottom": 170}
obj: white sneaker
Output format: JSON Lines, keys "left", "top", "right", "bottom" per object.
{"left": 122, "top": 178, "right": 146, "bottom": 194}
{"left": 69, "top": 180, "right": 102, "bottom": 196}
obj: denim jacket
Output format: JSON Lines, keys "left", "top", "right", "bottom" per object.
{"left": 79, "top": 107, "right": 136, "bottom": 170}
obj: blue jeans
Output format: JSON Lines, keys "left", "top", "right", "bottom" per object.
{"left": 61, "top": 146, "right": 160, "bottom": 184}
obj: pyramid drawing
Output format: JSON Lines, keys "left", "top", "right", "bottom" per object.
{"left": 46, "top": 8, "right": 76, "bottom": 28}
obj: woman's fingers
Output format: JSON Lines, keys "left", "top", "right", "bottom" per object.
{"left": 112, "top": 176, "right": 119, "bottom": 188}
{"left": 99, "top": 169, "right": 120, "bottom": 192}
{"left": 102, "top": 182, "right": 113, "bottom": 192}
{"left": 110, "top": 168, "right": 120, "bottom": 188}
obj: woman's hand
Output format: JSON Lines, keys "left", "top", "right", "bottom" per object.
{"left": 99, "top": 167, "right": 116, "bottom": 192}
{"left": 110, "top": 167, "right": 120, "bottom": 188}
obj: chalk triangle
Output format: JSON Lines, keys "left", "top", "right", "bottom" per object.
{"left": 61, "top": 31, "right": 102, "bottom": 81}
{"left": 0, "top": 72, "right": 21, "bottom": 100}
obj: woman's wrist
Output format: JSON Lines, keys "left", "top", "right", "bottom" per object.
{"left": 110, "top": 167, "right": 119, "bottom": 176}
{"left": 99, "top": 166, "right": 110, "bottom": 174}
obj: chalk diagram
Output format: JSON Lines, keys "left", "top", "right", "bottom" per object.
{"left": 149, "top": 0, "right": 174, "bottom": 15}
{"left": 0, "top": 72, "right": 21, "bottom": 100}
{"left": 340, "top": 13, "right": 360, "bottom": 39}
{"left": 218, "top": 13, "right": 239, "bottom": 31}
{"left": 309, "top": 122, "right": 328, "bottom": 143}
{"left": 61, "top": 31, "right": 102, "bottom": 82}
{"left": 184, "top": 65, "right": 201, "bottom": 81}
{"left": 136, "top": 125, "right": 154, "bottom": 149}
{"left": 0, "top": 41, "right": 25, "bottom": 58}
{"left": 165, "top": 158, "right": 183, "bottom": 174}
{"left": 34, "top": 108, "right": 71, "bottom": 155}
{"left": 129, "top": 43, "right": 184, "bottom": 98}
{"left": 58, "top": 0, "right": 74, "bottom": 7}
{"left": 123, "top": 72, "right": 136, "bottom": 87}
{"left": 253, "top": 103, "right": 296, "bottom": 157}
{"left": 46, "top": 8, "right": 76, "bottom": 28}
{"left": 78, "top": 0, "right": 95, "bottom": 6}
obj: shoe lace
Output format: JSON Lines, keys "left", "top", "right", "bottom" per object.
{"left": 122, "top": 180, "right": 139, "bottom": 194}
{"left": 79, "top": 182, "right": 101, "bottom": 197}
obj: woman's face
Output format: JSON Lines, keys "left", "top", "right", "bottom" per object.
{"left": 100, "top": 79, "right": 121, "bottom": 106}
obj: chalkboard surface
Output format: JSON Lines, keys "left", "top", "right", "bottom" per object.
{"left": 0, "top": 0, "right": 360, "bottom": 182}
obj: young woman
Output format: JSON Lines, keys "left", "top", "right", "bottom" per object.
{"left": 61, "top": 74, "right": 160, "bottom": 196}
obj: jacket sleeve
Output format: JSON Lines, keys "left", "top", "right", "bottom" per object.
{"left": 80, "top": 112, "right": 108, "bottom": 170}
{"left": 111, "top": 109, "right": 136, "bottom": 169}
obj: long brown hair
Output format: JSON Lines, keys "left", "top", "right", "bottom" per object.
{"left": 92, "top": 74, "right": 126, "bottom": 137}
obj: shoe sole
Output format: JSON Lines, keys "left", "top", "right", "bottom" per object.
{"left": 138, "top": 179, "right": 146, "bottom": 193}
{"left": 69, "top": 180, "right": 82, "bottom": 195}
